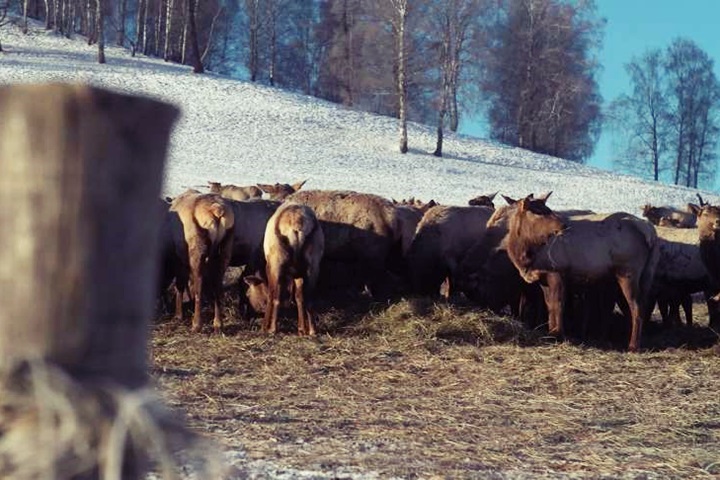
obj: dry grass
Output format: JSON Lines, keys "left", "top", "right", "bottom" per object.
{"left": 151, "top": 294, "right": 720, "bottom": 479}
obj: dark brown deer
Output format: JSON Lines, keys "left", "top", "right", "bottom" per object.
{"left": 467, "top": 191, "right": 498, "bottom": 208}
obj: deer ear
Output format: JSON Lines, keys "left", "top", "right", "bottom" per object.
{"left": 502, "top": 195, "right": 517, "bottom": 205}
{"left": 537, "top": 191, "right": 552, "bottom": 202}
{"left": 292, "top": 179, "right": 307, "bottom": 192}
{"left": 488, "top": 191, "right": 498, "bottom": 201}
{"left": 688, "top": 203, "right": 702, "bottom": 216}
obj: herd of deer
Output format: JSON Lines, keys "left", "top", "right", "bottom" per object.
{"left": 159, "top": 180, "right": 720, "bottom": 352}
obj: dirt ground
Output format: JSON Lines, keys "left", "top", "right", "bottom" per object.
{"left": 151, "top": 296, "right": 720, "bottom": 479}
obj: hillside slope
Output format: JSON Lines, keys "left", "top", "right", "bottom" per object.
{"left": 1, "top": 21, "right": 717, "bottom": 212}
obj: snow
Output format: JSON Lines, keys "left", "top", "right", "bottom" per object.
{"left": 0, "top": 19, "right": 716, "bottom": 480}
{"left": 2, "top": 20, "right": 719, "bottom": 214}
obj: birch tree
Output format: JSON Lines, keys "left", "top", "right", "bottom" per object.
{"left": 97, "top": 0, "right": 105, "bottom": 62}
{"left": 608, "top": 49, "right": 669, "bottom": 181}
{"left": 665, "top": 38, "right": 720, "bottom": 188}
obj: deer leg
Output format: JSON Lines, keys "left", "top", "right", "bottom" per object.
{"left": 682, "top": 293, "right": 693, "bottom": 327}
{"left": 294, "top": 277, "right": 316, "bottom": 336}
{"left": 173, "top": 265, "right": 189, "bottom": 322}
{"left": 261, "top": 286, "right": 275, "bottom": 334}
{"left": 174, "top": 280, "right": 185, "bottom": 322}
{"left": 541, "top": 273, "right": 564, "bottom": 338}
{"left": 617, "top": 275, "right": 641, "bottom": 352}
{"left": 211, "top": 268, "right": 224, "bottom": 335}
{"left": 190, "top": 268, "right": 203, "bottom": 333}
{"left": 211, "top": 239, "right": 232, "bottom": 335}
{"left": 440, "top": 276, "right": 451, "bottom": 301}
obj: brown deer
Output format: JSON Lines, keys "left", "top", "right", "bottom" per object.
{"left": 170, "top": 191, "right": 235, "bottom": 333}
{"left": 642, "top": 204, "right": 696, "bottom": 228}
{"left": 406, "top": 204, "right": 495, "bottom": 298}
{"left": 244, "top": 202, "right": 324, "bottom": 335}
{"left": 257, "top": 179, "right": 307, "bottom": 201}
{"left": 506, "top": 195, "right": 659, "bottom": 351}
{"left": 207, "top": 181, "right": 262, "bottom": 201}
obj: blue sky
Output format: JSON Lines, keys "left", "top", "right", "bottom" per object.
{"left": 459, "top": 0, "right": 720, "bottom": 191}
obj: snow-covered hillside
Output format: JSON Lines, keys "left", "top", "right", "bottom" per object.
{"left": 1, "top": 20, "right": 718, "bottom": 212}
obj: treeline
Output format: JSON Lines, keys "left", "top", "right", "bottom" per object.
{"left": 10, "top": 0, "right": 607, "bottom": 163}
{"left": 7, "top": 0, "right": 719, "bottom": 187}
{"left": 609, "top": 39, "right": 720, "bottom": 189}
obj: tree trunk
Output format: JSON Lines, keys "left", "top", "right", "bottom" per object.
{"left": 22, "top": 0, "right": 29, "bottom": 33}
{"left": 96, "top": 0, "right": 105, "bottom": 63}
{"left": 0, "top": 83, "right": 184, "bottom": 480}
{"left": 154, "top": 0, "right": 163, "bottom": 56}
{"left": 200, "top": 6, "right": 223, "bottom": 64}
{"left": 63, "top": 0, "right": 71, "bottom": 36}
{"left": 268, "top": 0, "right": 277, "bottom": 86}
{"left": 249, "top": 0, "right": 258, "bottom": 82}
{"left": 342, "top": 0, "right": 354, "bottom": 105}
{"left": 53, "top": 0, "right": 59, "bottom": 32}
{"left": 187, "top": 0, "right": 203, "bottom": 73}
{"left": 86, "top": 0, "right": 93, "bottom": 43}
{"left": 117, "top": 0, "right": 127, "bottom": 46}
{"left": 181, "top": 0, "right": 188, "bottom": 64}
{"left": 142, "top": 0, "right": 150, "bottom": 54}
{"left": 44, "top": 0, "right": 51, "bottom": 29}
{"left": 395, "top": 1, "right": 408, "bottom": 154}
{"left": 163, "top": 0, "right": 173, "bottom": 59}
{"left": 71, "top": 0, "right": 79, "bottom": 36}
{"left": 134, "top": 0, "right": 145, "bottom": 55}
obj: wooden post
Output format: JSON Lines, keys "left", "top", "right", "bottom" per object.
{"left": 0, "top": 84, "right": 197, "bottom": 479}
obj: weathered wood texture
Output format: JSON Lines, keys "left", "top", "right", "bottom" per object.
{"left": 0, "top": 83, "right": 181, "bottom": 479}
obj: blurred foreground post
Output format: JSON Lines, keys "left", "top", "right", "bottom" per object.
{"left": 0, "top": 84, "right": 206, "bottom": 479}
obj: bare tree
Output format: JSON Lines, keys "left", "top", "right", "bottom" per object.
{"left": 482, "top": 0, "right": 603, "bottom": 162}
{"left": 608, "top": 49, "right": 669, "bottom": 181}
{"left": 429, "top": 0, "right": 485, "bottom": 157}
{"left": 665, "top": 38, "right": 720, "bottom": 188}
{"left": 369, "top": 0, "right": 410, "bottom": 153}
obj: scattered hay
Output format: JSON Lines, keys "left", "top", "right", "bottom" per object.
{"left": 152, "top": 297, "right": 720, "bottom": 478}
